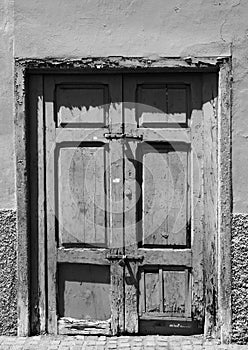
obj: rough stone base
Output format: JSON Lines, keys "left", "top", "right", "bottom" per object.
{"left": 0, "top": 209, "right": 17, "bottom": 335}
{"left": 232, "top": 213, "right": 248, "bottom": 344}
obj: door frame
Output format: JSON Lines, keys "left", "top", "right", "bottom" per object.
{"left": 14, "top": 56, "right": 232, "bottom": 342}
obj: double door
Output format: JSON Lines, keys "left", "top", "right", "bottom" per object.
{"left": 40, "top": 72, "right": 215, "bottom": 335}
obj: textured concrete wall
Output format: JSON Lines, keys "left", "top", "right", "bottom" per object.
{"left": 232, "top": 214, "right": 248, "bottom": 344}
{"left": 0, "top": 209, "right": 17, "bottom": 335}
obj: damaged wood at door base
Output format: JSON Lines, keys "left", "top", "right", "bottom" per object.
{"left": 58, "top": 317, "right": 111, "bottom": 335}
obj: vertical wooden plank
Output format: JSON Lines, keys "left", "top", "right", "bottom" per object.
{"left": 163, "top": 270, "right": 187, "bottom": 317}
{"left": 37, "top": 76, "right": 47, "bottom": 334}
{"left": 145, "top": 272, "right": 160, "bottom": 313}
{"left": 123, "top": 76, "right": 139, "bottom": 333}
{"left": 159, "top": 268, "right": 164, "bottom": 313}
{"left": 139, "top": 270, "right": 145, "bottom": 315}
{"left": 108, "top": 75, "right": 124, "bottom": 334}
{"left": 184, "top": 269, "right": 191, "bottom": 318}
{"left": 167, "top": 147, "right": 188, "bottom": 245}
{"left": 142, "top": 146, "right": 170, "bottom": 246}
{"left": 202, "top": 73, "right": 218, "bottom": 338}
{"left": 190, "top": 75, "right": 205, "bottom": 324}
{"left": 109, "top": 139, "right": 125, "bottom": 334}
{"left": 15, "top": 63, "right": 30, "bottom": 336}
{"left": 44, "top": 76, "right": 58, "bottom": 334}
{"left": 217, "top": 61, "right": 232, "bottom": 343}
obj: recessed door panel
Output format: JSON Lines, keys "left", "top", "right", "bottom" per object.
{"left": 139, "top": 267, "right": 191, "bottom": 319}
{"left": 138, "top": 143, "right": 189, "bottom": 247}
{"left": 58, "top": 264, "right": 111, "bottom": 320}
{"left": 136, "top": 84, "right": 189, "bottom": 127}
{"left": 56, "top": 84, "right": 108, "bottom": 127}
{"left": 58, "top": 144, "right": 108, "bottom": 247}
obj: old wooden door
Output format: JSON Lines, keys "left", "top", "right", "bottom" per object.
{"left": 43, "top": 72, "right": 217, "bottom": 335}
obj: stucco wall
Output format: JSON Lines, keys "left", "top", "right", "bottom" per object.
{"left": 12, "top": 0, "right": 248, "bottom": 214}
{"left": 0, "top": 0, "right": 248, "bottom": 340}
{"left": 0, "top": 0, "right": 15, "bottom": 210}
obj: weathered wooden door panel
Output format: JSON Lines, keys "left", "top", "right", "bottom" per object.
{"left": 44, "top": 74, "right": 123, "bottom": 335}
{"left": 139, "top": 267, "right": 191, "bottom": 317}
{"left": 137, "top": 143, "right": 189, "bottom": 247}
{"left": 58, "top": 144, "right": 108, "bottom": 246}
{"left": 137, "top": 84, "right": 189, "bottom": 126}
{"left": 57, "top": 264, "right": 111, "bottom": 325}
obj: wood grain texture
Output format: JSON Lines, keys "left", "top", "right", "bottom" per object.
{"left": 145, "top": 272, "right": 160, "bottom": 313}
{"left": 138, "top": 249, "right": 192, "bottom": 266}
{"left": 57, "top": 248, "right": 109, "bottom": 264}
{"left": 58, "top": 317, "right": 111, "bottom": 335}
{"left": 163, "top": 269, "right": 188, "bottom": 317}
{"left": 44, "top": 75, "right": 58, "bottom": 334}
{"left": 109, "top": 138, "right": 125, "bottom": 334}
{"left": 190, "top": 75, "right": 204, "bottom": 325}
{"left": 55, "top": 128, "right": 108, "bottom": 143}
{"left": 139, "top": 267, "right": 191, "bottom": 319}
{"left": 202, "top": 73, "right": 218, "bottom": 338}
{"left": 58, "top": 264, "right": 111, "bottom": 321}
{"left": 123, "top": 80, "right": 139, "bottom": 333}
{"left": 137, "top": 128, "right": 191, "bottom": 143}
{"left": 140, "top": 144, "right": 188, "bottom": 247}
{"left": 58, "top": 145, "right": 107, "bottom": 246}
{"left": 108, "top": 77, "right": 124, "bottom": 334}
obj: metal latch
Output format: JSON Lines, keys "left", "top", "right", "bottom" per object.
{"left": 106, "top": 254, "right": 144, "bottom": 266}
{"left": 104, "top": 133, "right": 143, "bottom": 140}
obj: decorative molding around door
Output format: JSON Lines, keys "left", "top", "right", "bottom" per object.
{"left": 14, "top": 57, "right": 232, "bottom": 343}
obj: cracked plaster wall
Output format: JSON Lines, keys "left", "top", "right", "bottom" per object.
{"left": 1, "top": 0, "right": 248, "bottom": 341}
